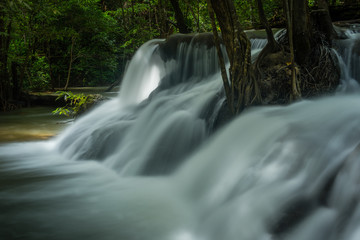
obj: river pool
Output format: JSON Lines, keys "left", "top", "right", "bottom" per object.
{"left": 0, "top": 107, "right": 70, "bottom": 143}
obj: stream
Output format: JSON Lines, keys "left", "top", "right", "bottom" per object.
{"left": 0, "top": 29, "right": 360, "bottom": 240}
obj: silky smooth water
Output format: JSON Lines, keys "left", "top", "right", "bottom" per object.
{"left": 0, "top": 32, "right": 360, "bottom": 240}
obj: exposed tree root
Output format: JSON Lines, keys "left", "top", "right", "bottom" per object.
{"left": 254, "top": 30, "right": 340, "bottom": 105}
{"left": 301, "top": 43, "right": 340, "bottom": 97}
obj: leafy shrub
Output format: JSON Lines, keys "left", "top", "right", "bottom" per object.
{"left": 53, "top": 91, "right": 105, "bottom": 117}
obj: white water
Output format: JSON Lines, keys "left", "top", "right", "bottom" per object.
{"left": 334, "top": 30, "right": 360, "bottom": 92}
{"left": 118, "top": 39, "right": 166, "bottom": 106}
{"left": 1, "top": 32, "right": 360, "bottom": 240}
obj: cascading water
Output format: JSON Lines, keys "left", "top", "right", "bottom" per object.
{"left": 1, "top": 31, "right": 360, "bottom": 240}
{"left": 250, "top": 36, "right": 267, "bottom": 63}
{"left": 334, "top": 28, "right": 360, "bottom": 92}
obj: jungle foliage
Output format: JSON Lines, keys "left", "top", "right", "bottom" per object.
{"left": 53, "top": 91, "right": 104, "bottom": 117}
{"left": 0, "top": 0, "right": 358, "bottom": 111}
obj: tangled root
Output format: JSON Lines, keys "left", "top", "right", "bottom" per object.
{"left": 255, "top": 30, "right": 340, "bottom": 105}
{"left": 300, "top": 43, "right": 340, "bottom": 97}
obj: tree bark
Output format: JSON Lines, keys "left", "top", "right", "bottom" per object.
{"left": 64, "top": 36, "right": 76, "bottom": 91}
{"left": 169, "top": 0, "right": 191, "bottom": 34}
{"left": 208, "top": 0, "right": 260, "bottom": 112}
{"left": 311, "top": 0, "right": 337, "bottom": 45}
{"left": 256, "top": 0, "right": 278, "bottom": 49}
{"left": 288, "top": 0, "right": 311, "bottom": 65}
{"left": 207, "top": 0, "right": 233, "bottom": 113}
{"left": 253, "top": 0, "right": 282, "bottom": 77}
{"left": 284, "top": 0, "right": 301, "bottom": 99}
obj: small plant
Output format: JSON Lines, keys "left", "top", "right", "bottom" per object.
{"left": 53, "top": 91, "right": 104, "bottom": 117}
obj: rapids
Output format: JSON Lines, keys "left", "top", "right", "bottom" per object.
{"left": 1, "top": 31, "right": 360, "bottom": 240}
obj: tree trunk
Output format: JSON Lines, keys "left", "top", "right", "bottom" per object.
{"left": 311, "top": 0, "right": 337, "bottom": 45}
{"left": 169, "top": 0, "right": 191, "bottom": 33}
{"left": 207, "top": 0, "right": 233, "bottom": 113}
{"left": 208, "top": 0, "right": 260, "bottom": 112}
{"left": 284, "top": 0, "right": 301, "bottom": 99}
{"left": 289, "top": 0, "right": 311, "bottom": 65}
{"left": 256, "top": 0, "right": 278, "bottom": 49}
{"left": 254, "top": 0, "right": 282, "bottom": 77}
{"left": 64, "top": 36, "right": 75, "bottom": 91}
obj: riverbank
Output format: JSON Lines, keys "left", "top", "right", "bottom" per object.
{"left": 27, "top": 86, "right": 119, "bottom": 107}
{"left": 0, "top": 87, "right": 120, "bottom": 143}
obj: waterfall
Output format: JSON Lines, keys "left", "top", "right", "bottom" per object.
{"left": 1, "top": 32, "right": 360, "bottom": 240}
{"left": 250, "top": 38, "right": 267, "bottom": 63}
{"left": 118, "top": 39, "right": 166, "bottom": 107}
{"left": 249, "top": 29, "right": 285, "bottom": 63}
{"left": 334, "top": 30, "right": 360, "bottom": 92}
